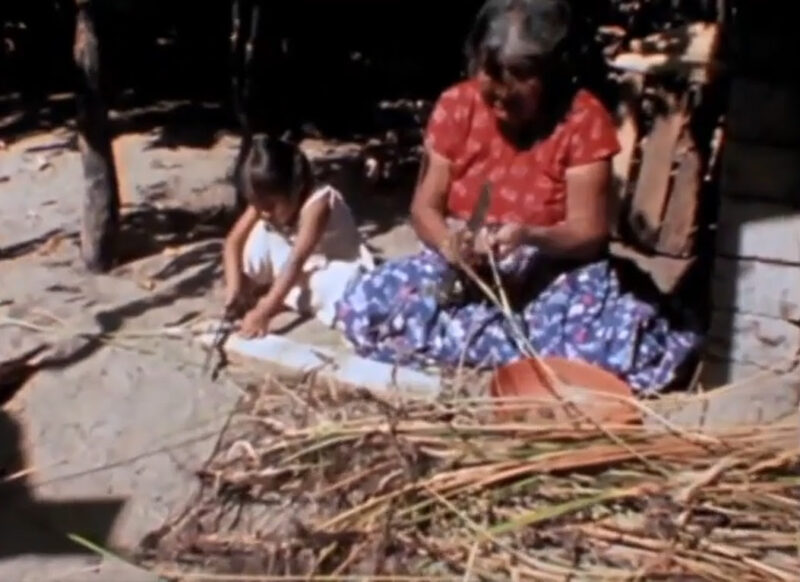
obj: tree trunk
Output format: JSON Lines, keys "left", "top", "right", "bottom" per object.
{"left": 73, "top": 0, "right": 119, "bottom": 273}
{"left": 229, "top": 0, "right": 261, "bottom": 211}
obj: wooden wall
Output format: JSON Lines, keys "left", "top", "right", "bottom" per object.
{"left": 702, "top": 2, "right": 800, "bottom": 386}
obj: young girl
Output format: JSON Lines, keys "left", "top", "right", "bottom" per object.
{"left": 223, "top": 134, "right": 374, "bottom": 338}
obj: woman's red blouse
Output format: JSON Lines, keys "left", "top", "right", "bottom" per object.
{"left": 425, "top": 79, "right": 621, "bottom": 227}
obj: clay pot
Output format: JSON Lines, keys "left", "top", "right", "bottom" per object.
{"left": 489, "top": 356, "right": 640, "bottom": 425}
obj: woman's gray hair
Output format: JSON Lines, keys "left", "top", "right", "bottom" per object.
{"left": 466, "top": 0, "right": 572, "bottom": 73}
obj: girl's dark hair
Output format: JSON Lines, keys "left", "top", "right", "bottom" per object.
{"left": 243, "top": 134, "right": 313, "bottom": 206}
{"left": 465, "top": 0, "right": 573, "bottom": 77}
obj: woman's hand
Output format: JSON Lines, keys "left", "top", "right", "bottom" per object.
{"left": 489, "top": 223, "right": 530, "bottom": 258}
{"left": 239, "top": 306, "right": 271, "bottom": 339}
{"left": 440, "top": 228, "right": 492, "bottom": 266}
{"left": 440, "top": 229, "right": 472, "bottom": 265}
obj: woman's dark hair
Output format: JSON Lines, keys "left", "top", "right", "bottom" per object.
{"left": 465, "top": 0, "right": 573, "bottom": 77}
{"left": 243, "top": 134, "right": 313, "bottom": 206}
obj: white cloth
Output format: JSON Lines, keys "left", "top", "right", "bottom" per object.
{"left": 242, "top": 185, "right": 374, "bottom": 327}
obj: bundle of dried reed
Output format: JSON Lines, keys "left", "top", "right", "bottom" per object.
{"left": 141, "top": 378, "right": 800, "bottom": 582}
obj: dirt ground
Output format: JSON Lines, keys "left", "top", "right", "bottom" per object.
{"left": 0, "top": 126, "right": 419, "bottom": 581}
{"left": 2, "top": 122, "right": 799, "bottom": 581}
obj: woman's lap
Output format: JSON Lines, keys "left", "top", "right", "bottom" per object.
{"left": 335, "top": 249, "right": 700, "bottom": 393}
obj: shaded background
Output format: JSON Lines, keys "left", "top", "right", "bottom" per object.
{"left": 1, "top": 0, "right": 720, "bottom": 141}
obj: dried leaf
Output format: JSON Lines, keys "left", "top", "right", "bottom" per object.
{"left": 672, "top": 456, "right": 739, "bottom": 504}
{"left": 137, "top": 278, "right": 156, "bottom": 291}
{"left": 35, "top": 155, "right": 51, "bottom": 172}
{"left": 37, "top": 233, "right": 65, "bottom": 256}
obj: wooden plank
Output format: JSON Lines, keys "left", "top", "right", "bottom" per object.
{"left": 609, "top": 75, "right": 641, "bottom": 238}
{"left": 727, "top": 80, "right": 800, "bottom": 147}
{"left": 627, "top": 94, "right": 684, "bottom": 249}
{"left": 656, "top": 128, "right": 701, "bottom": 257}
{"left": 610, "top": 242, "right": 694, "bottom": 295}
{"left": 609, "top": 23, "right": 719, "bottom": 84}
{"left": 111, "top": 137, "right": 135, "bottom": 207}
{"left": 712, "top": 257, "right": 800, "bottom": 320}
{"left": 721, "top": 141, "right": 800, "bottom": 203}
{"left": 715, "top": 197, "right": 800, "bottom": 264}
{"left": 705, "top": 310, "right": 800, "bottom": 373}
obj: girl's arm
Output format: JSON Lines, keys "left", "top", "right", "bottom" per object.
{"left": 250, "top": 196, "right": 331, "bottom": 319}
{"left": 223, "top": 205, "right": 259, "bottom": 304}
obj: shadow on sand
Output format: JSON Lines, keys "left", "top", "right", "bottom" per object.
{"left": 0, "top": 409, "right": 125, "bottom": 558}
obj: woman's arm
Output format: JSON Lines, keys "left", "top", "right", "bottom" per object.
{"left": 223, "top": 205, "right": 259, "bottom": 304}
{"left": 411, "top": 147, "right": 484, "bottom": 264}
{"left": 410, "top": 147, "right": 453, "bottom": 253}
{"left": 505, "top": 159, "right": 611, "bottom": 261}
{"left": 250, "top": 196, "right": 331, "bottom": 319}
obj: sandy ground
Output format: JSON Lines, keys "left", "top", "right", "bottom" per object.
{"left": 0, "top": 128, "right": 419, "bottom": 580}
{"left": 3, "top": 126, "right": 799, "bottom": 581}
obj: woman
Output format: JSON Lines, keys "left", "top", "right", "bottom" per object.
{"left": 335, "top": 0, "right": 700, "bottom": 393}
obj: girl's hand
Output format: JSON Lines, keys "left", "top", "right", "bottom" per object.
{"left": 239, "top": 306, "right": 271, "bottom": 339}
{"left": 224, "top": 282, "right": 242, "bottom": 310}
{"left": 489, "top": 223, "right": 530, "bottom": 257}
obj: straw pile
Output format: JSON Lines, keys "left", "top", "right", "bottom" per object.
{"left": 140, "top": 374, "right": 799, "bottom": 582}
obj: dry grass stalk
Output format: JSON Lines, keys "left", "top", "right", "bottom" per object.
{"left": 139, "top": 378, "right": 800, "bottom": 581}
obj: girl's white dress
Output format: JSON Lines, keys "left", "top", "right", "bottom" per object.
{"left": 241, "top": 184, "right": 374, "bottom": 327}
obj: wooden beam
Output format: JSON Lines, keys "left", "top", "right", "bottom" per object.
{"left": 609, "top": 74, "right": 641, "bottom": 238}
{"left": 609, "top": 242, "right": 694, "bottom": 295}
{"left": 627, "top": 91, "right": 684, "bottom": 249}
{"left": 229, "top": 0, "right": 261, "bottom": 211}
{"left": 656, "top": 120, "right": 702, "bottom": 257}
{"left": 609, "top": 22, "right": 720, "bottom": 84}
{"left": 73, "top": 0, "right": 119, "bottom": 273}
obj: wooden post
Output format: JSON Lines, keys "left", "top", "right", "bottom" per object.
{"left": 229, "top": 0, "right": 261, "bottom": 211}
{"left": 73, "top": 0, "right": 119, "bottom": 272}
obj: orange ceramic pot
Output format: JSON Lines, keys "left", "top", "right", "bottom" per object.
{"left": 489, "top": 356, "right": 640, "bottom": 425}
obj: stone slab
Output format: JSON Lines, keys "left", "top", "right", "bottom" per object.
{"left": 197, "top": 321, "right": 441, "bottom": 398}
{"left": 706, "top": 310, "right": 800, "bottom": 373}
{"left": 716, "top": 197, "right": 800, "bottom": 264}
{"left": 712, "top": 257, "right": 800, "bottom": 320}
{"left": 650, "top": 370, "right": 800, "bottom": 429}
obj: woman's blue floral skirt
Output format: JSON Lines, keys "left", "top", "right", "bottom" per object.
{"left": 334, "top": 246, "right": 701, "bottom": 394}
